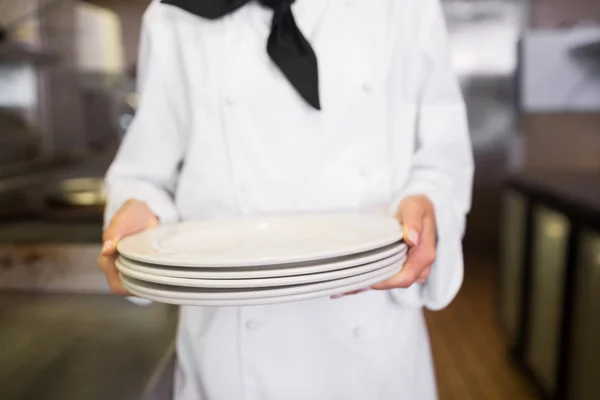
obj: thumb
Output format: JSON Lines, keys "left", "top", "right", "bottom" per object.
{"left": 101, "top": 218, "right": 123, "bottom": 256}
{"left": 396, "top": 198, "right": 425, "bottom": 247}
{"left": 102, "top": 200, "right": 159, "bottom": 254}
{"left": 147, "top": 217, "right": 160, "bottom": 229}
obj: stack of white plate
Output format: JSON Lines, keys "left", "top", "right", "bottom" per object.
{"left": 116, "top": 213, "right": 407, "bottom": 306}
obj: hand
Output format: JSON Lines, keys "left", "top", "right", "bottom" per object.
{"left": 97, "top": 199, "right": 159, "bottom": 296}
{"left": 372, "top": 195, "right": 436, "bottom": 289}
{"left": 333, "top": 195, "right": 436, "bottom": 298}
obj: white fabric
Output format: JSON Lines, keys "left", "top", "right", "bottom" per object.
{"left": 104, "top": 0, "right": 474, "bottom": 399}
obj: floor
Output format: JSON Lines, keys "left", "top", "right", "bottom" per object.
{"left": 425, "top": 257, "right": 535, "bottom": 400}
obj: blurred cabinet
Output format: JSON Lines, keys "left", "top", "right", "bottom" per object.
{"left": 526, "top": 206, "right": 570, "bottom": 393}
{"left": 569, "top": 230, "right": 600, "bottom": 400}
{"left": 500, "top": 191, "right": 526, "bottom": 344}
{"left": 500, "top": 172, "right": 600, "bottom": 400}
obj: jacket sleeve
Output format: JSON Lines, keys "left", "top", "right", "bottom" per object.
{"left": 104, "top": 1, "right": 189, "bottom": 228}
{"left": 389, "top": 0, "right": 474, "bottom": 310}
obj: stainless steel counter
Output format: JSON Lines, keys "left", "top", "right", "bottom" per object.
{"left": 0, "top": 221, "right": 101, "bottom": 244}
{"left": 0, "top": 142, "right": 178, "bottom": 400}
{"left": 0, "top": 293, "right": 178, "bottom": 400}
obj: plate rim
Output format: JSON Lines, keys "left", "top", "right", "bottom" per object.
{"left": 116, "top": 249, "right": 407, "bottom": 289}
{"left": 117, "top": 241, "right": 406, "bottom": 279}
{"left": 121, "top": 262, "right": 402, "bottom": 306}
{"left": 117, "top": 213, "right": 403, "bottom": 268}
{"left": 120, "top": 261, "right": 402, "bottom": 300}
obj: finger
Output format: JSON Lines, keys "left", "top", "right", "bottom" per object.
{"left": 101, "top": 236, "right": 121, "bottom": 256}
{"left": 416, "top": 265, "right": 432, "bottom": 283}
{"left": 105, "top": 275, "right": 130, "bottom": 296}
{"left": 102, "top": 211, "right": 125, "bottom": 255}
{"left": 98, "top": 254, "right": 130, "bottom": 296}
{"left": 373, "top": 217, "right": 436, "bottom": 290}
{"left": 147, "top": 217, "right": 160, "bottom": 229}
{"left": 396, "top": 200, "right": 425, "bottom": 247}
{"left": 372, "top": 257, "right": 422, "bottom": 290}
{"left": 102, "top": 209, "right": 124, "bottom": 244}
{"left": 97, "top": 253, "right": 119, "bottom": 283}
{"left": 419, "top": 265, "right": 432, "bottom": 279}
{"left": 102, "top": 201, "right": 158, "bottom": 245}
{"left": 331, "top": 288, "right": 370, "bottom": 299}
{"left": 102, "top": 202, "right": 157, "bottom": 256}
{"left": 110, "top": 281, "right": 131, "bottom": 296}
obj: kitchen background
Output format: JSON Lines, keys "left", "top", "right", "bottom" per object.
{"left": 0, "top": 0, "right": 598, "bottom": 399}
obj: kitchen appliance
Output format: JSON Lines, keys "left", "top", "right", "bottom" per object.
{"left": 42, "top": 177, "right": 106, "bottom": 221}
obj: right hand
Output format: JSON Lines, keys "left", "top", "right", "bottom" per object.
{"left": 98, "top": 199, "right": 159, "bottom": 295}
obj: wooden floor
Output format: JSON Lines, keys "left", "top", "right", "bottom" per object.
{"left": 425, "top": 258, "right": 536, "bottom": 400}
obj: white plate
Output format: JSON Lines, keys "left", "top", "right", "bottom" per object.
{"left": 121, "top": 262, "right": 401, "bottom": 307}
{"left": 120, "top": 261, "right": 402, "bottom": 301}
{"left": 117, "top": 249, "right": 407, "bottom": 289}
{"left": 117, "top": 213, "right": 403, "bottom": 267}
{"left": 117, "top": 241, "right": 406, "bottom": 279}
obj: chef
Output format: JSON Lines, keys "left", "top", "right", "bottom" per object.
{"left": 98, "top": 0, "right": 474, "bottom": 399}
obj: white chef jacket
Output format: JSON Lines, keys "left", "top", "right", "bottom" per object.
{"left": 104, "top": 0, "right": 474, "bottom": 399}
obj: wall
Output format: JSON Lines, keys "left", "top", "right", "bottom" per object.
{"left": 521, "top": 114, "right": 600, "bottom": 171}
{"left": 530, "top": 0, "right": 600, "bottom": 28}
{"left": 521, "top": 0, "right": 600, "bottom": 172}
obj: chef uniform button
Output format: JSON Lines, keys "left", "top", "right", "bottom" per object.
{"left": 353, "top": 326, "right": 367, "bottom": 340}
{"left": 361, "top": 81, "right": 373, "bottom": 93}
{"left": 245, "top": 320, "right": 262, "bottom": 331}
{"left": 225, "top": 95, "right": 237, "bottom": 106}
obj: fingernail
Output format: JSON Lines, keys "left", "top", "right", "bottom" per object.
{"left": 407, "top": 228, "right": 420, "bottom": 246}
{"left": 102, "top": 240, "right": 113, "bottom": 253}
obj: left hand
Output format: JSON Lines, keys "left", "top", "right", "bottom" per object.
{"left": 332, "top": 195, "right": 437, "bottom": 298}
